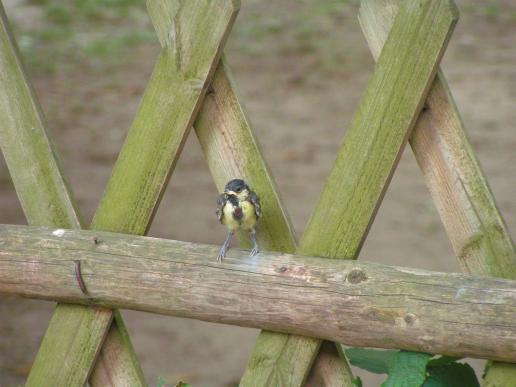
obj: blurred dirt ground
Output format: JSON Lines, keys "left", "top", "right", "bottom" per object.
{"left": 0, "top": 0, "right": 514, "bottom": 386}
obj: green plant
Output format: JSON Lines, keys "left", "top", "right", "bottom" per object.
{"left": 345, "top": 349, "right": 480, "bottom": 387}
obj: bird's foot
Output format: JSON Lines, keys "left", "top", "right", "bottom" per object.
{"left": 250, "top": 246, "right": 260, "bottom": 257}
{"left": 217, "top": 247, "right": 227, "bottom": 263}
{"left": 218, "top": 231, "right": 234, "bottom": 263}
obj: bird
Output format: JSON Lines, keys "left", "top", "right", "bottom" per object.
{"left": 216, "top": 179, "right": 261, "bottom": 262}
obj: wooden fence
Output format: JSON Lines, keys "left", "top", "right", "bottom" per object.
{"left": 0, "top": 0, "right": 514, "bottom": 386}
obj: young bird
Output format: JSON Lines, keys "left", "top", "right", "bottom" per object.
{"left": 216, "top": 179, "right": 261, "bottom": 262}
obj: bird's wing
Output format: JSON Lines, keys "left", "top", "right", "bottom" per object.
{"left": 249, "top": 190, "right": 262, "bottom": 219}
{"left": 216, "top": 194, "right": 227, "bottom": 223}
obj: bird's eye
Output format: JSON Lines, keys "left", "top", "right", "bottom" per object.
{"left": 236, "top": 188, "right": 242, "bottom": 193}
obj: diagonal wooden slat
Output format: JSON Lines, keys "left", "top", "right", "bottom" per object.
{"left": 88, "top": 1, "right": 239, "bottom": 385}
{"left": 193, "top": 57, "right": 297, "bottom": 252}
{"left": 92, "top": 0, "right": 239, "bottom": 235}
{"left": 1, "top": 1, "right": 239, "bottom": 386}
{"left": 358, "top": 0, "right": 516, "bottom": 385}
{"left": 241, "top": 0, "right": 459, "bottom": 385}
{"left": 0, "top": 3, "right": 116, "bottom": 386}
{"left": 0, "top": 2, "right": 82, "bottom": 230}
{"left": 89, "top": 311, "right": 145, "bottom": 385}
{"left": 305, "top": 343, "right": 353, "bottom": 387}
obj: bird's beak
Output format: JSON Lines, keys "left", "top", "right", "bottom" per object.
{"left": 226, "top": 190, "right": 237, "bottom": 196}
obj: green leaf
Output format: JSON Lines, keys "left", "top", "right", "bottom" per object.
{"left": 345, "top": 348, "right": 398, "bottom": 374}
{"left": 352, "top": 376, "right": 363, "bottom": 387}
{"left": 382, "top": 351, "right": 432, "bottom": 387}
{"left": 423, "top": 363, "right": 480, "bottom": 387}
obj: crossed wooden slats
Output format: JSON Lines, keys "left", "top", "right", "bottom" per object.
{"left": 1, "top": 0, "right": 238, "bottom": 385}
{"left": 359, "top": 0, "right": 516, "bottom": 384}
{"left": 242, "top": 0, "right": 458, "bottom": 385}
{"left": 0, "top": 0, "right": 514, "bottom": 386}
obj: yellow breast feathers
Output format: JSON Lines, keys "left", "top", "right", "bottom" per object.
{"left": 222, "top": 200, "right": 257, "bottom": 231}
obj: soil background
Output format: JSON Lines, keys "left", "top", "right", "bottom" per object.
{"left": 0, "top": 0, "right": 515, "bottom": 386}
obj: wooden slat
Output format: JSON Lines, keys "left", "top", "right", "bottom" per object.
{"left": 2, "top": 224, "right": 516, "bottom": 363}
{"left": 194, "top": 57, "right": 297, "bottom": 252}
{"left": 145, "top": 4, "right": 347, "bottom": 385}
{"left": 90, "top": 311, "right": 146, "bottom": 384}
{"left": 305, "top": 343, "right": 354, "bottom": 387}
{"left": 0, "top": 3, "right": 115, "bottom": 386}
{"left": 358, "top": 0, "right": 516, "bottom": 384}
{"left": 299, "top": 0, "right": 458, "bottom": 257}
{"left": 91, "top": 0, "right": 239, "bottom": 235}
{"left": 11, "top": 1, "right": 239, "bottom": 386}
{"left": 0, "top": 3, "right": 82, "bottom": 229}
{"left": 87, "top": 1, "right": 239, "bottom": 384}
{"left": 240, "top": 0, "right": 459, "bottom": 385}
{"left": 88, "top": 1, "right": 238, "bottom": 384}
{"left": 146, "top": 0, "right": 296, "bottom": 253}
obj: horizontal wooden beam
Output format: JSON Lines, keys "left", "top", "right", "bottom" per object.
{"left": 1, "top": 224, "right": 515, "bottom": 363}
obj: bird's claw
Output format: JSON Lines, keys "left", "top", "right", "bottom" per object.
{"left": 250, "top": 246, "right": 260, "bottom": 257}
{"left": 217, "top": 248, "right": 226, "bottom": 263}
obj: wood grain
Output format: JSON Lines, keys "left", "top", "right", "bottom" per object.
{"left": 305, "top": 343, "right": 354, "bottom": 387}
{"left": 358, "top": 0, "right": 516, "bottom": 384}
{"left": 1, "top": 224, "right": 516, "bottom": 363}
{"left": 92, "top": 0, "right": 239, "bottom": 235}
{"left": 300, "top": 0, "right": 458, "bottom": 258}
{"left": 147, "top": 0, "right": 296, "bottom": 253}
{"left": 194, "top": 58, "right": 298, "bottom": 252}
{"left": 0, "top": 3, "right": 81, "bottom": 229}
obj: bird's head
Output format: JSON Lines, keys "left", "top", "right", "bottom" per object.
{"left": 224, "top": 179, "right": 250, "bottom": 200}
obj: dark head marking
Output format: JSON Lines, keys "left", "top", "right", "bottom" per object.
{"left": 224, "top": 179, "right": 249, "bottom": 194}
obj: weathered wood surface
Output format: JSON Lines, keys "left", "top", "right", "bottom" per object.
{"left": 358, "top": 1, "right": 516, "bottom": 384}
{"left": 146, "top": 0, "right": 296, "bottom": 258}
{"left": 359, "top": 0, "right": 516, "bottom": 279}
{"left": 0, "top": 3, "right": 115, "bottom": 386}
{"left": 1, "top": 225, "right": 516, "bottom": 363}
{"left": 89, "top": 311, "right": 145, "bottom": 384}
{"left": 194, "top": 58, "right": 298, "bottom": 252}
{"left": 0, "top": 3, "right": 81, "bottom": 229}
{"left": 239, "top": 0, "right": 460, "bottom": 384}
{"left": 300, "top": 0, "right": 458, "bottom": 258}
{"left": 92, "top": 0, "right": 238, "bottom": 235}
{"left": 305, "top": 343, "right": 354, "bottom": 387}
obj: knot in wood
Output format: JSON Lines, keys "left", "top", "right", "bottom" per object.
{"left": 347, "top": 269, "right": 367, "bottom": 284}
{"left": 276, "top": 266, "right": 288, "bottom": 273}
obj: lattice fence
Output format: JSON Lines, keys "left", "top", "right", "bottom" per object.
{"left": 0, "top": 0, "right": 515, "bottom": 386}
